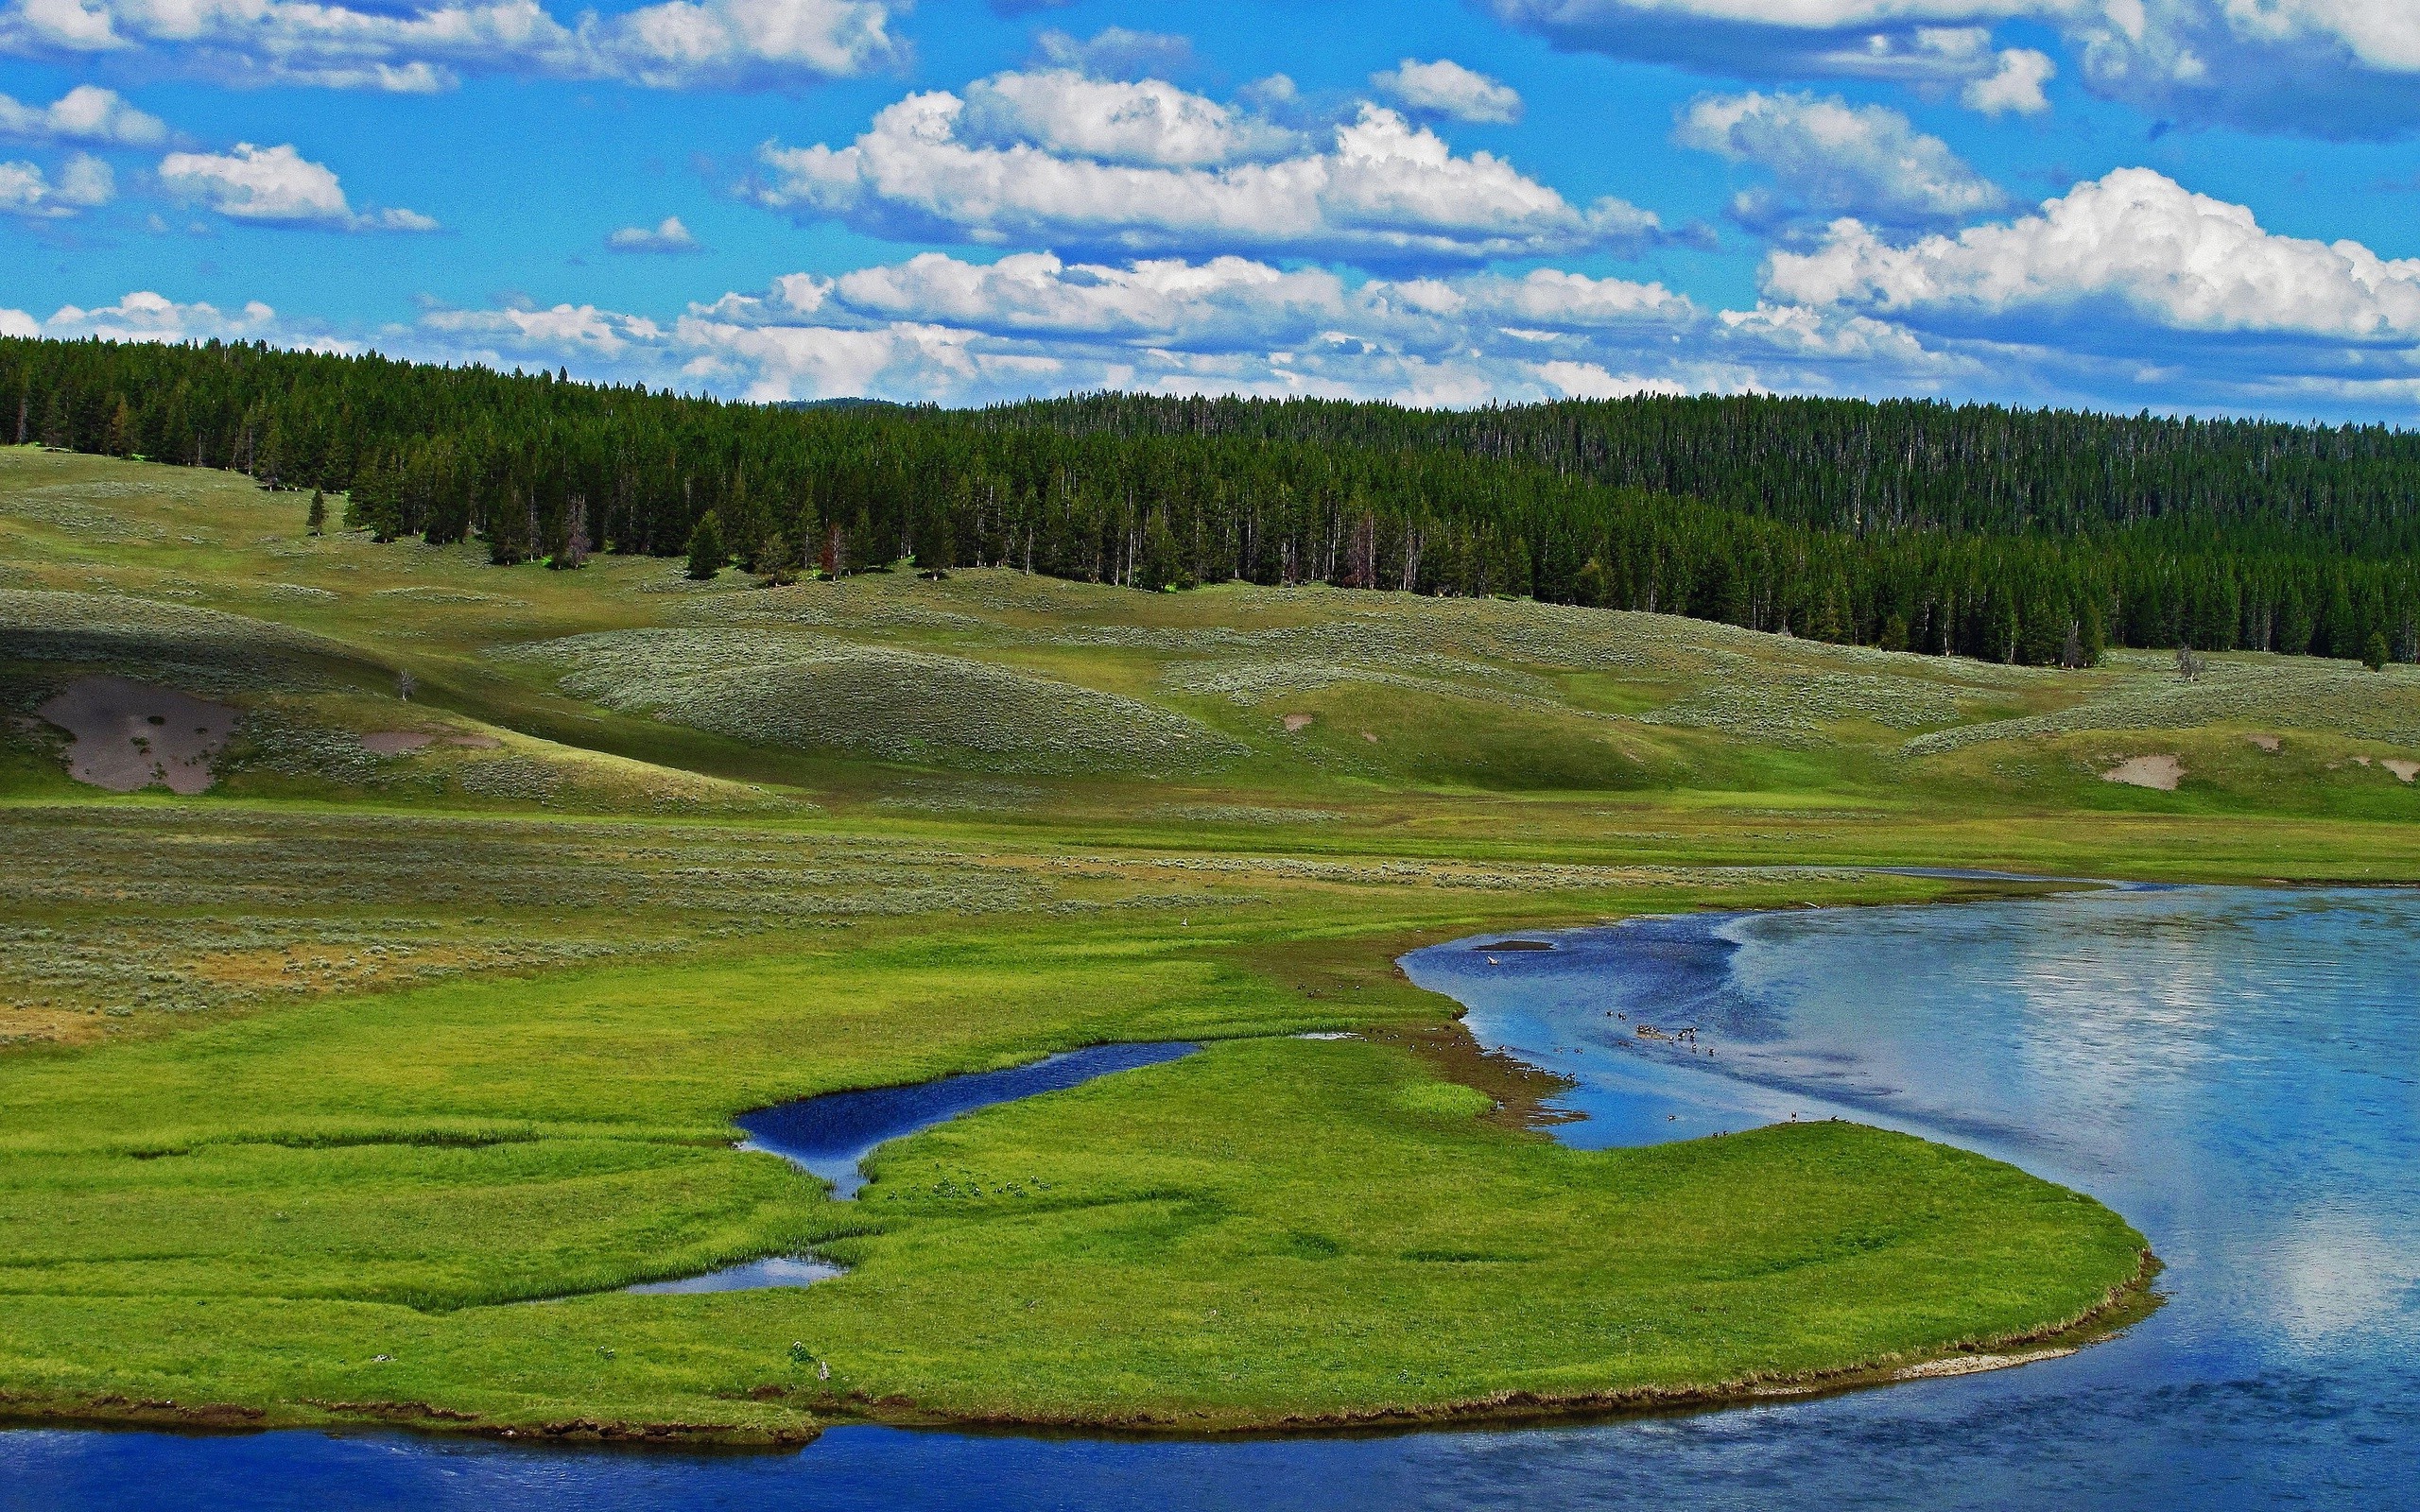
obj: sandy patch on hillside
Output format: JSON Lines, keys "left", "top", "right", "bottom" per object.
{"left": 360, "top": 730, "right": 502, "bottom": 756}
{"left": 2385, "top": 760, "right": 2419, "bottom": 783}
{"left": 2248, "top": 734, "right": 2280, "bottom": 753}
{"left": 1282, "top": 713, "right": 1314, "bottom": 732}
{"left": 2102, "top": 754, "right": 2184, "bottom": 791}
{"left": 37, "top": 676, "right": 235, "bottom": 794}
{"left": 361, "top": 731, "right": 434, "bottom": 755}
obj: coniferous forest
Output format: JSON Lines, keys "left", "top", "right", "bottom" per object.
{"left": 8, "top": 334, "right": 2419, "bottom": 668}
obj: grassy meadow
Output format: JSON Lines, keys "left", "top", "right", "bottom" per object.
{"left": 2, "top": 444, "right": 2411, "bottom": 1440}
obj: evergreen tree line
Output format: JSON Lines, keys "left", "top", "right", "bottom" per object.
{"left": 6, "top": 335, "right": 2418, "bottom": 668}
{"left": 1009, "top": 392, "right": 2420, "bottom": 553}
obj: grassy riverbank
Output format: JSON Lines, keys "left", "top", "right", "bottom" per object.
{"left": 0, "top": 899, "right": 2148, "bottom": 1439}
{"left": 4, "top": 446, "right": 2406, "bottom": 1439}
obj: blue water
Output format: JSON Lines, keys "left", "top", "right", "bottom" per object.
{"left": 6, "top": 887, "right": 2414, "bottom": 1509}
{"left": 735, "top": 1040, "right": 1202, "bottom": 1201}
{"left": 624, "top": 1256, "right": 848, "bottom": 1296}
{"left": 618, "top": 1041, "right": 1205, "bottom": 1293}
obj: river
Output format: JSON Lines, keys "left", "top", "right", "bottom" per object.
{"left": 6, "top": 885, "right": 2412, "bottom": 1509}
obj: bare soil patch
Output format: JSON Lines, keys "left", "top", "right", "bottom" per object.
{"left": 359, "top": 730, "right": 498, "bottom": 756}
{"left": 360, "top": 731, "right": 434, "bottom": 755}
{"left": 1282, "top": 713, "right": 1314, "bottom": 733}
{"left": 37, "top": 676, "right": 236, "bottom": 794}
{"left": 2101, "top": 755, "right": 2184, "bottom": 792}
{"left": 2247, "top": 734, "right": 2280, "bottom": 753}
{"left": 2384, "top": 760, "right": 2419, "bottom": 783}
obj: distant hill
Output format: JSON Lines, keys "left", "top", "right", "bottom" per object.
{"left": 3, "top": 335, "right": 2412, "bottom": 666}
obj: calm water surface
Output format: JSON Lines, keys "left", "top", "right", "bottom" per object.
{"left": 735, "top": 1040, "right": 1203, "bottom": 1202}
{"left": 626, "top": 1041, "right": 1203, "bottom": 1292}
{"left": 7, "top": 886, "right": 2413, "bottom": 1509}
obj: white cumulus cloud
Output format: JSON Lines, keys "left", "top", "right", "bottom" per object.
{"left": 756, "top": 78, "right": 1662, "bottom": 266}
{"left": 1675, "top": 90, "right": 2006, "bottom": 228}
{"left": 392, "top": 180, "right": 2420, "bottom": 421}
{"left": 56, "top": 149, "right": 111, "bottom": 204}
{"left": 1491, "top": 0, "right": 2420, "bottom": 136}
{"left": 0, "top": 159, "right": 55, "bottom": 216}
{"left": 416, "top": 301, "right": 669, "bottom": 364}
{"left": 1530, "top": 362, "right": 1692, "bottom": 398}
{"left": 1961, "top": 44, "right": 2054, "bottom": 113}
{"left": 1032, "top": 26, "right": 1193, "bottom": 78}
{"left": 1743, "top": 166, "right": 2420, "bottom": 415}
{"left": 2069, "top": 0, "right": 2420, "bottom": 134}
{"left": 958, "top": 69, "right": 1303, "bottom": 167}
{"left": 1489, "top": 3, "right": 2071, "bottom": 88}
{"left": 390, "top": 249, "right": 1771, "bottom": 408}
{"left": 158, "top": 142, "right": 437, "bottom": 231}
{"left": 0, "top": 0, "right": 900, "bottom": 93}
{"left": 1767, "top": 167, "right": 2420, "bottom": 341}
{"left": 0, "top": 149, "right": 111, "bottom": 216}
{"left": 607, "top": 215, "right": 702, "bottom": 252}
{"left": 1371, "top": 58, "right": 1524, "bottom": 124}
{"left": 0, "top": 83, "right": 166, "bottom": 145}
{"left": 9, "top": 289, "right": 297, "bottom": 343}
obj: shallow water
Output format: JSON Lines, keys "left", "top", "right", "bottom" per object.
{"left": 7, "top": 886, "right": 2414, "bottom": 1509}
{"left": 734, "top": 1040, "right": 1203, "bottom": 1202}
{"left": 624, "top": 1040, "right": 1204, "bottom": 1293}
{"left": 34, "top": 676, "right": 235, "bottom": 794}
{"left": 623, "top": 1256, "right": 848, "bottom": 1296}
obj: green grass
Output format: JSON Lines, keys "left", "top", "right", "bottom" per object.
{"left": 0, "top": 909, "right": 2145, "bottom": 1437}
{"left": 9, "top": 444, "right": 2411, "bottom": 1440}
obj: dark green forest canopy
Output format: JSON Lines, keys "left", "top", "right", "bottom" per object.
{"left": 7, "top": 335, "right": 2418, "bottom": 666}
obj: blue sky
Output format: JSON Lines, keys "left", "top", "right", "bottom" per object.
{"left": 4, "top": 0, "right": 2419, "bottom": 420}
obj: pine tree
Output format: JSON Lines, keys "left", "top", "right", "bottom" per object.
{"left": 2079, "top": 597, "right": 2109, "bottom": 666}
{"left": 305, "top": 490, "right": 326, "bottom": 536}
{"left": 550, "top": 493, "right": 589, "bottom": 571}
{"left": 686, "top": 510, "right": 726, "bottom": 580}
{"left": 1137, "top": 512, "right": 1181, "bottom": 591}
{"left": 756, "top": 524, "right": 798, "bottom": 586}
{"left": 2364, "top": 630, "right": 2391, "bottom": 672}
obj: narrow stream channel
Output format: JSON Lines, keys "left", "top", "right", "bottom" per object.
{"left": 734, "top": 1040, "right": 1202, "bottom": 1202}
{"left": 630, "top": 1040, "right": 1201, "bottom": 1292}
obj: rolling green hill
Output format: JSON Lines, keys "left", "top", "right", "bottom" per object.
{"left": 9, "top": 336, "right": 2419, "bottom": 670}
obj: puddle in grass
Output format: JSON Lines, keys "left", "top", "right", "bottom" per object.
{"left": 37, "top": 676, "right": 236, "bottom": 793}
{"left": 626, "top": 1255, "right": 847, "bottom": 1294}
